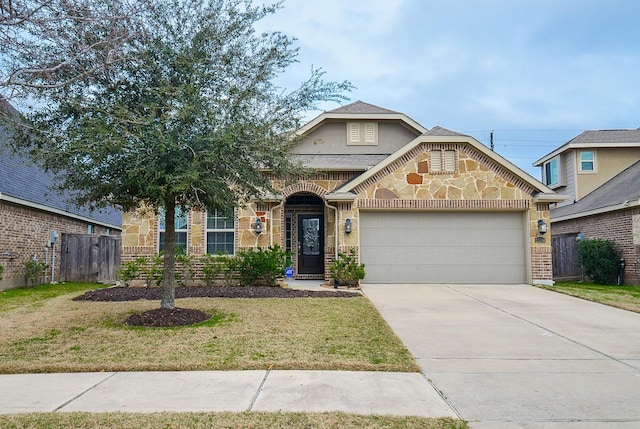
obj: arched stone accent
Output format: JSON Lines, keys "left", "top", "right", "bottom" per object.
{"left": 282, "top": 182, "right": 328, "bottom": 199}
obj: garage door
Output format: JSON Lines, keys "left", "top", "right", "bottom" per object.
{"left": 359, "top": 211, "right": 526, "bottom": 284}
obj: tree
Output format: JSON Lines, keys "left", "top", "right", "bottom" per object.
{"left": 6, "top": 0, "right": 352, "bottom": 309}
{"left": 1, "top": 0, "right": 150, "bottom": 101}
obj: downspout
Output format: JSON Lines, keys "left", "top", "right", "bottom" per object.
{"left": 324, "top": 199, "right": 339, "bottom": 259}
{"left": 269, "top": 199, "right": 285, "bottom": 247}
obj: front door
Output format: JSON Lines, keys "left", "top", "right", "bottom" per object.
{"left": 298, "top": 214, "right": 324, "bottom": 274}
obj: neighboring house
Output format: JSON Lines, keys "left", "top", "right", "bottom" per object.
{"left": 533, "top": 130, "right": 640, "bottom": 284}
{"left": 122, "top": 101, "right": 562, "bottom": 285}
{"left": 0, "top": 100, "right": 122, "bottom": 289}
{"left": 533, "top": 129, "right": 640, "bottom": 208}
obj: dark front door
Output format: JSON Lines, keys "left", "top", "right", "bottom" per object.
{"left": 298, "top": 214, "right": 324, "bottom": 274}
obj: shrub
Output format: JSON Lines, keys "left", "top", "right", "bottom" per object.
{"left": 329, "top": 249, "right": 365, "bottom": 287}
{"left": 235, "top": 245, "right": 289, "bottom": 286}
{"left": 578, "top": 238, "right": 620, "bottom": 284}
{"left": 201, "top": 253, "right": 235, "bottom": 286}
{"left": 118, "top": 257, "right": 147, "bottom": 287}
{"left": 176, "top": 252, "right": 195, "bottom": 286}
{"left": 24, "top": 260, "right": 50, "bottom": 287}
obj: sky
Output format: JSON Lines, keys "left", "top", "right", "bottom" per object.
{"left": 256, "top": 0, "right": 640, "bottom": 179}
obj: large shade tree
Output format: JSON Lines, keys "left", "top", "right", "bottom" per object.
{"left": 4, "top": 0, "right": 352, "bottom": 309}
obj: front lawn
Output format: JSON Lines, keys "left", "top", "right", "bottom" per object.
{"left": 539, "top": 282, "right": 640, "bottom": 313}
{"left": 0, "top": 412, "right": 468, "bottom": 429}
{"left": 0, "top": 283, "right": 418, "bottom": 374}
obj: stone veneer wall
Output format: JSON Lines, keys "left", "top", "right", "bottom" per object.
{"left": 120, "top": 143, "right": 555, "bottom": 284}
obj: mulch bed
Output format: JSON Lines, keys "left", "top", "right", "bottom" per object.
{"left": 74, "top": 286, "right": 361, "bottom": 328}
{"left": 73, "top": 285, "right": 361, "bottom": 302}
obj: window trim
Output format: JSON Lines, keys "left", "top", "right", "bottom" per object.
{"left": 158, "top": 207, "right": 189, "bottom": 253}
{"left": 206, "top": 210, "right": 236, "bottom": 256}
{"left": 543, "top": 157, "right": 561, "bottom": 187}
{"left": 578, "top": 150, "right": 597, "bottom": 173}
{"left": 430, "top": 149, "right": 457, "bottom": 173}
{"left": 347, "top": 122, "right": 378, "bottom": 146}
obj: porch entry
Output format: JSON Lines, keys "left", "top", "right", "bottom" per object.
{"left": 297, "top": 214, "right": 324, "bottom": 275}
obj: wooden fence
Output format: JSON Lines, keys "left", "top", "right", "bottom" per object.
{"left": 551, "top": 233, "right": 581, "bottom": 281}
{"left": 60, "top": 234, "right": 121, "bottom": 283}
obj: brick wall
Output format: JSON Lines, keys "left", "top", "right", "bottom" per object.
{"left": 552, "top": 207, "right": 640, "bottom": 285}
{"left": 0, "top": 200, "right": 120, "bottom": 289}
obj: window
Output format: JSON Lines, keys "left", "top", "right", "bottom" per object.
{"left": 207, "top": 210, "right": 235, "bottom": 255}
{"left": 543, "top": 158, "right": 559, "bottom": 186}
{"left": 88, "top": 224, "right": 95, "bottom": 234}
{"left": 347, "top": 122, "right": 378, "bottom": 145}
{"left": 159, "top": 207, "right": 188, "bottom": 253}
{"left": 430, "top": 149, "right": 456, "bottom": 173}
{"left": 579, "top": 150, "right": 595, "bottom": 172}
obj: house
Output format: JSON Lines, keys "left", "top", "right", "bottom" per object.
{"left": 0, "top": 100, "right": 122, "bottom": 289}
{"left": 533, "top": 130, "right": 640, "bottom": 284}
{"left": 533, "top": 129, "right": 640, "bottom": 208}
{"left": 122, "top": 101, "right": 562, "bottom": 285}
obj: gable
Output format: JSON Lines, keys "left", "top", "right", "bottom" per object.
{"left": 291, "top": 120, "right": 422, "bottom": 156}
{"left": 354, "top": 142, "right": 534, "bottom": 207}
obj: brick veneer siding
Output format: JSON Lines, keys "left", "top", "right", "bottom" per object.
{"left": 0, "top": 200, "right": 120, "bottom": 289}
{"left": 552, "top": 207, "right": 640, "bottom": 285}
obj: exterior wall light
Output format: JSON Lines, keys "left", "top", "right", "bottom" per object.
{"left": 254, "top": 218, "right": 263, "bottom": 234}
{"left": 345, "top": 218, "right": 352, "bottom": 234}
{"left": 537, "top": 219, "right": 547, "bottom": 235}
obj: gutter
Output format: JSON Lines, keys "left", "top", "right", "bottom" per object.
{"left": 552, "top": 198, "right": 640, "bottom": 222}
{"left": 0, "top": 192, "right": 122, "bottom": 230}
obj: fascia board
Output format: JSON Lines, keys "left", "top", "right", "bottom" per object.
{"left": 0, "top": 192, "right": 122, "bottom": 230}
{"left": 338, "top": 133, "right": 555, "bottom": 195}
{"left": 533, "top": 142, "right": 640, "bottom": 166}
{"left": 296, "top": 113, "right": 427, "bottom": 136}
{"left": 552, "top": 198, "right": 640, "bottom": 222}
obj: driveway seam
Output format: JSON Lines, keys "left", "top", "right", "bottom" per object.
{"left": 447, "top": 285, "right": 639, "bottom": 371}
{"left": 247, "top": 369, "right": 270, "bottom": 411}
{"left": 54, "top": 372, "right": 118, "bottom": 412}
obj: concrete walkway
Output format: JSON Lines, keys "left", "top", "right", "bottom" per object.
{"left": 0, "top": 370, "right": 456, "bottom": 417}
{"left": 362, "top": 284, "right": 640, "bottom": 429}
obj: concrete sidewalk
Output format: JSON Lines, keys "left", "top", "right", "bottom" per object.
{"left": 0, "top": 369, "right": 458, "bottom": 417}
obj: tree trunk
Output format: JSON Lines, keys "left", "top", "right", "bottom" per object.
{"left": 161, "top": 198, "right": 177, "bottom": 309}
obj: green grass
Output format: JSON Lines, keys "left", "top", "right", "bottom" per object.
{"left": 0, "top": 412, "right": 468, "bottom": 429}
{"left": 0, "top": 282, "right": 98, "bottom": 313}
{"left": 0, "top": 283, "right": 418, "bottom": 373}
{"left": 539, "top": 281, "right": 640, "bottom": 313}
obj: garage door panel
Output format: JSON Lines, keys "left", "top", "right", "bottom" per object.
{"left": 360, "top": 211, "right": 526, "bottom": 284}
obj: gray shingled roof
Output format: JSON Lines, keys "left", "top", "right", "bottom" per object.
{"left": 0, "top": 104, "right": 122, "bottom": 228}
{"left": 327, "top": 100, "right": 400, "bottom": 115}
{"left": 423, "top": 126, "right": 469, "bottom": 137}
{"left": 568, "top": 129, "right": 640, "bottom": 144}
{"left": 294, "top": 154, "right": 388, "bottom": 170}
{"left": 551, "top": 160, "right": 640, "bottom": 219}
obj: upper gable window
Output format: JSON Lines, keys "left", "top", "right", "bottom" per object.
{"left": 430, "top": 149, "right": 457, "bottom": 173}
{"left": 579, "top": 150, "right": 596, "bottom": 173}
{"left": 543, "top": 157, "right": 560, "bottom": 187}
{"left": 347, "top": 122, "right": 378, "bottom": 146}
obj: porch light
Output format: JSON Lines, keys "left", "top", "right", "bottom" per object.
{"left": 254, "top": 218, "right": 263, "bottom": 234}
{"left": 537, "top": 219, "right": 547, "bottom": 235}
{"left": 345, "top": 218, "right": 352, "bottom": 234}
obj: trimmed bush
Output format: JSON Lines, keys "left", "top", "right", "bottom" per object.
{"left": 24, "top": 260, "right": 49, "bottom": 286}
{"left": 578, "top": 238, "right": 620, "bottom": 284}
{"left": 329, "top": 249, "right": 365, "bottom": 287}
{"left": 235, "top": 245, "right": 289, "bottom": 286}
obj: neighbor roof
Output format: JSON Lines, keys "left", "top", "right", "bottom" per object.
{"left": 0, "top": 101, "right": 122, "bottom": 229}
{"left": 551, "top": 160, "right": 640, "bottom": 221}
{"left": 533, "top": 128, "right": 640, "bottom": 166}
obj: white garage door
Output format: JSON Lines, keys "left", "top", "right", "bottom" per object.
{"left": 359, "top": 211, "right": 526, "bottom": 284}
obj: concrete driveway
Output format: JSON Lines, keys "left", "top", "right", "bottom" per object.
{"left": 362, "top": 284, "right": 640, "bottom": 429}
